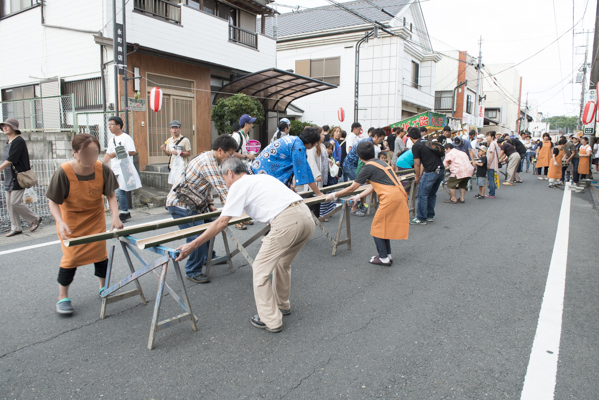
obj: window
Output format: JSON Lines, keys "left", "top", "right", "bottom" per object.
{"left": 203, "top": 0, "right": 216, "bottom": 15}
{"left": 411, "top": 61, "right": 419, "bottom": 89}
{"left": 1, "top": 84, "right": 41, "bottom": 131}
{"left": 485, "top": 109, "right": 498, "bottom": 119}
{"left": 62, "top": 78, "right": 103, "bottom": 111}
{"left": 466, "top": 94, "right": 473, "bottom": 115}
{"left": 295, "top": 57, "right": 340, "bottom": 86}
{"left": 1, "top": 0, "right": 35, "bottom": 19}
{"left": 434, "top": 91, "right": 453, "bottom": 110}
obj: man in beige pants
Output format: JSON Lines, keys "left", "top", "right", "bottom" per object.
{"left": 176, "top": 158, "right": 315, "bottom": 333}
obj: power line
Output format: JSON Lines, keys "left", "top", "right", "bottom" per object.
{"left": 553, "top": 0, "right": 567, "bottom": 106}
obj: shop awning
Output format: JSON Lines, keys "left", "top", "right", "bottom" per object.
{"left": 389, "top": 112, "right": 447, "bottom": 132}
{"left": 213, "top": 68, "right": 337, "bottom": 112}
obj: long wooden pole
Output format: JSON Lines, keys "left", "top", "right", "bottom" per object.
{"left": 65, "top": 170, "right": 415, "bottom": 248}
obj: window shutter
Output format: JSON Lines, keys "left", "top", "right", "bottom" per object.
{"left": 295, "top": 60, "right": 310, "bottom": 77}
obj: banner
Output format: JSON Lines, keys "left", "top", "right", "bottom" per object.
{"left": 389, "top": 112, "right": 447, "bottom": 132}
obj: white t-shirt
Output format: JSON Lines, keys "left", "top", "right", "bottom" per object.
{"left": 232, "top": 130, "right": 249, "bottom": 156}
{"left": 406, "top": 138, "right": 414, "bottom": 149}
{"left": 346, "top": 132, "right": 359, "bottom": 152}
{"left": 106, "top": 132, "right": 136, "bottom": 175}
{"left": 221, "top": 174, "right": 303, "bottom": 224}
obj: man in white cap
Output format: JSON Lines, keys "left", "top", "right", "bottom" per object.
{"left": 161, "top": 120, "right": 192, "bottom": 169}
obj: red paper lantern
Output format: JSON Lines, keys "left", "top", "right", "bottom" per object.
{"left": 337, "top": 107, "right": 345, "bottom": 122}
{"left": 582, "top": 101, "right": 596, "bottom": 125}
{"left": 149, "top": 87, "right": 163, "bottom": 112}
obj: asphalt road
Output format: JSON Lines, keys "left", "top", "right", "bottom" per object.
{"left": 0, "top": 176, "right": 597, "bottom": 399}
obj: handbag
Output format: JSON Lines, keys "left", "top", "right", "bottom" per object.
{"left": 12, "top": 165, "right": 38, "bottom": 189}
{"left": 172, "top": 160, "right": 212, "bottom": 213}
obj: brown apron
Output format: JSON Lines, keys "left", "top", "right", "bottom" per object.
{"left": 58, "top": 161, "right": 108, "bottom": 269}
{"left": 536, "top": 140, "right": 552, "bottom": 168}
{"left": 366, "top": 161, "right": 409, "bottom": 240}
{"left": 547, "top": 148, "right": 564, "bottom": 180}
{"left": 578, "top": 144, "right": 591, "bottom": 175}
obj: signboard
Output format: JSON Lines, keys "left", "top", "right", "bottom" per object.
{"left": 477, "top": 105, "right": 485, "bottom": 128}
{"left": 121, "top": 97, "right": 146, "bottom": 111}
{"left": 588, "top": 89, "right": 597, "bottom": 136}
{"left": 116, "top": 23, "right": 125, "bottom": 75}
{"left": 389, "top": 112, "right": 447, "bottom": 132}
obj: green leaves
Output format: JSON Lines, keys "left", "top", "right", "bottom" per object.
{"left": 542, "top": 115, "right": 578, "bottom": 133}
{"left": 289, "top": 120, "right": 314, "bottom": 136}
{"left": 211, "top": 93, "right": 265, "bottom": 135}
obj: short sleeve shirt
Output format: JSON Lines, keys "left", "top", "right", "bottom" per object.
{"left": 343, "top": 138, "right": 373, "bottom": 170}
{"left": 46, "top": 162, "right": 119, "bottom": 204}
{"left": 251, "top": 135, "right": 315, "bottom": 186}
{"left": 412, "top": 140, "right": 443, "bottom": 172}
{"left": 501, "top": 143, "right": 516, "bottom": 157}
{"left": 221, "top": 174, "right": 303, "bottom": 224}
{"left": 166, "top": 135, "right": 192, "bottom": 168}
{"left": 106, "top": 133, "right": 136, "bottom": 175}
{"left": 345, "top": 132, "right": 359, "bottom": 152}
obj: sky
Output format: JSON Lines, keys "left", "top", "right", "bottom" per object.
{"left": 275, "top": 0, "right": 598, "bottom": 118}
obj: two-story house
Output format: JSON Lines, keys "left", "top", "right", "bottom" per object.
{"left": 261, "top": 0, "right": 440, "bottom": 130}
{"left": 0, "top": 0, "right": 277, "bottom": 170}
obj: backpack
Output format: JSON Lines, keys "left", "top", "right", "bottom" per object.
{"left": 234, "top": 131, "right": 245, "bottom": 152}
{"left": 421, "top": 140, "right": 445, "bottom": 158}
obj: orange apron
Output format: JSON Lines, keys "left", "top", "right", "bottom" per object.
{"left": 578, "top": 144, "right": 591, "bottom": 175}
{"left": 366, "top": 161, "right": 409, "bottom": 240}
{"left": 547, "top": 148, "right": 564, "bottom": 180}
{"left": 58, "top": 161, "right": 108, "bottom": 269}
{"left": 536, "top": 140, "right": 552, "bottom": 168}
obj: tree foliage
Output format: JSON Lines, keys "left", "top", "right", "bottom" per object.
{"left": 211, "top": 93, "right": 265, "bottom": 135}
{"left": 289, "top": 120, "right": 313, "bottom": 136}
{"left": 542, "top": 115, "right": 578, "bottom": 132}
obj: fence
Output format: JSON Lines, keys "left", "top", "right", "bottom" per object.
{"left": 74, "top": 111, "right": 133, "bottom": 150}
{"left": 0, "top": 95, "right": 75, "bottom": 132}
{"left": 0, "top": 159, "right": 67, "bottom": 227}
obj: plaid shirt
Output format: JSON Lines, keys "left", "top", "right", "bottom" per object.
{"left": 166, "top": 151, "right": 228, "bottom": 208}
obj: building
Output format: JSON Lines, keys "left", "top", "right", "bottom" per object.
{"left": 0, "top": 0, "right": 277, "bottom": 171}
{"left": 480, "top": 63, "right": 523, "bottom": 135}
{"left": 262, "top": 0, "right": 441, "bottom": 129}
{"left": 433, "top": 50, "right": 482, "bottom": 132}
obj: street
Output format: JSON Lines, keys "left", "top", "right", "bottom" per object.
{"left": 0, "top": 178, "right": 598, "bottom": 399}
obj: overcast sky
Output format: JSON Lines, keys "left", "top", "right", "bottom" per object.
{"left": 279, "top": 0, "right": 598, "bottom": 118}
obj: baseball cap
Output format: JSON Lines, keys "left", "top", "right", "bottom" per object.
{"left": 169, "top": 120, "right": 181, "bottom": 128}
{"left": 478, "top": 145, "right": 487, "bottom": 152}
{"left": 239, "top": 114, "right": 257, "bottom": 126}
{"left": 477, "top": 134, "right": 485, "bottom": 140}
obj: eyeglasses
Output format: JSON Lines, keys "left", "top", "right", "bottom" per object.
{"left": 225, "top": 150, "right": 235, "bottom": 158}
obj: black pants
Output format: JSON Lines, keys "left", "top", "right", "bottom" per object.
{"left": 537, "top": 166, "right": 548, "bottom": 176}
{"left": 57, "top": 259, "right": 108, "bottom": 287}
{"left": 373, "top": 236, "right": 391, "bottom": 258}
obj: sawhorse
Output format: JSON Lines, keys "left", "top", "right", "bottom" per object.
{"left": 311, "top": 200, "right": 352, "bottom": 256}
{"left": 100, "top": 237, "right": 198, "bottom": 350}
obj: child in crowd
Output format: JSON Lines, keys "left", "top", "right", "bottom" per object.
{"left": 378, "top": 152, "right": 388, "bottom": 164}
{"left": 473, "top": 146, "right": 488, "bottom": 199}
{"left": 325, "top": 141, "right": 339, "bottom": 186}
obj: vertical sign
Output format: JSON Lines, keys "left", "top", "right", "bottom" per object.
{"left": 477, "top": 104, "right": 485, "bottom": 128}
{"left": 586, "top": 89, "right": 596, "bottom": 137}
{"left": 116, "top": 23, "right": 125, "bottom": 75}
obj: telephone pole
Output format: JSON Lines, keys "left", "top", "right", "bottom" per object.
{"left": 474, "top": 36, "right": 483, "bottom": 130}
{"left": 578, "top": 31, "right": 589, "bottom": 130}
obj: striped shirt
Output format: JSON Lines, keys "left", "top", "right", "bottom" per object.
{"left": 166, "top": 151, "right": 228, "bottom": 209}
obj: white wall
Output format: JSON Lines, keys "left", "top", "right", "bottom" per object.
{"left": 0, "top": 2, "right": 103, "bottom": 90}
{"left": 124, "top": 4, "right": 276, "bottom": 73}
{"left": 484, "top": 63, "right": 521, "bottom": 131}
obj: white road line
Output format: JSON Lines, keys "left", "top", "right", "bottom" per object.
{"left": 0, "top": 217, "right": 173, "bottom": 256}
{"left": 521, "top": 188, "right": 572, "bottom": 399}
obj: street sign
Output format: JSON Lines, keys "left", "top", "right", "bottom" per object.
{"left": 121, "top": 97, "right": 146, "bottom": 111}
{"left": 116, "top": 23, "right": 125, "bottom": 75}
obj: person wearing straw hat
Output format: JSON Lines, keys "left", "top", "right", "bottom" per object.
{"left": 0, "top": 118, "right": 42, "bottom": 237}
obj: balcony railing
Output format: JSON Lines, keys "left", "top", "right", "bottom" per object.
{"left": 134, "top": 0, "right": 181, "bottom": 24}
{"left": 229, "top": 25, "right": 258, "bottom": 49}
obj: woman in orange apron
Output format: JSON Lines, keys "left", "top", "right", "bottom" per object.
{"left": 578, "top": 136, "right": 591, "bottom": 179}
{"left": 536, "top": 133, "right": 553, "bottom": 180}
{"left": 547, "top": 138, "right": 565, "bottom": 188}
{"left": 325, "top": 138, "right": 409, "bottom": 266}
{"left": 46, "top": 133, "right": 122, "bottom": 315}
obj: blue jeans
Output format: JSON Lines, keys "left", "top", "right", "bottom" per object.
{"left": 525, "top": 152, "right": 534, "bottom": 170}
{"left": 168, "top": 206, "right": 209, "bottom": 277}
{"left": 487, "top": 169, "right": 496, "bottom": 196}
{"left": 343, "top": 165, "right": 357, "bottom": 182}
{"left": 115, "top": 183, "right": 129, "bottom": 213}
{"left": 416, "top": 170, "right": 444, "bottom": 221}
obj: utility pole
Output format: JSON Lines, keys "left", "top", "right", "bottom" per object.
{"left": 588, "top": 0, "right": 599, "bottom": 145}
{"left": 122, "top": 0, "right": 129, "bottom": 133}
{"left": 474, "top": 36, "right": 483, "bottom": 130}
{"left": 112, "top": 0, "right": 119, "bottom": 114}
{"left": 578, "top": 31, "right": 589, "bottom": 130}
{"left": 524, "top": 92, "right": 529, "bottom": 133}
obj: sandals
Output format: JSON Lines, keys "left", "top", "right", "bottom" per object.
{"left": 235, "top": 222, "right": 247, "bottom": 230}
{"left": 369, "top": 256, "right": 392, "bottom": 266}
{"left": 444, "top": 199, "right": 458, "bottom": 204}
{"left": 5, "top": 230, "right": 22, "bottom": 237}
{"left": 30, "top": 217, "right": 42, "bottom": 232}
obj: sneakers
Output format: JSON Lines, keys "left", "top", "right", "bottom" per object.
{"left": 502, "top": 182, "right": 514, "bottom": 186}
{"left": 538, "top": 177, "right": 544, "bottom": 180}
{"left": 351, "top": 209, "right": 366, "bottom": 217}
{"left": 56, "top": 298, "right": 74, "bottom": 315}
{"left": 119, "top": 212, "right": 131, "bottom": 222}
{"left": 409, "top": 218, "right": 426, "bottom": 225}
{"left": 280, "top": 308, "right": 292, "bottom": 316}
{"left": 186, "top": 273, "right": 211, "bottom": 284}
{"left": 250, "top": 315, "right": 282, "bottom": 333}
{"left": 426, "top": 217, "right": 434, "bottom": 222}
